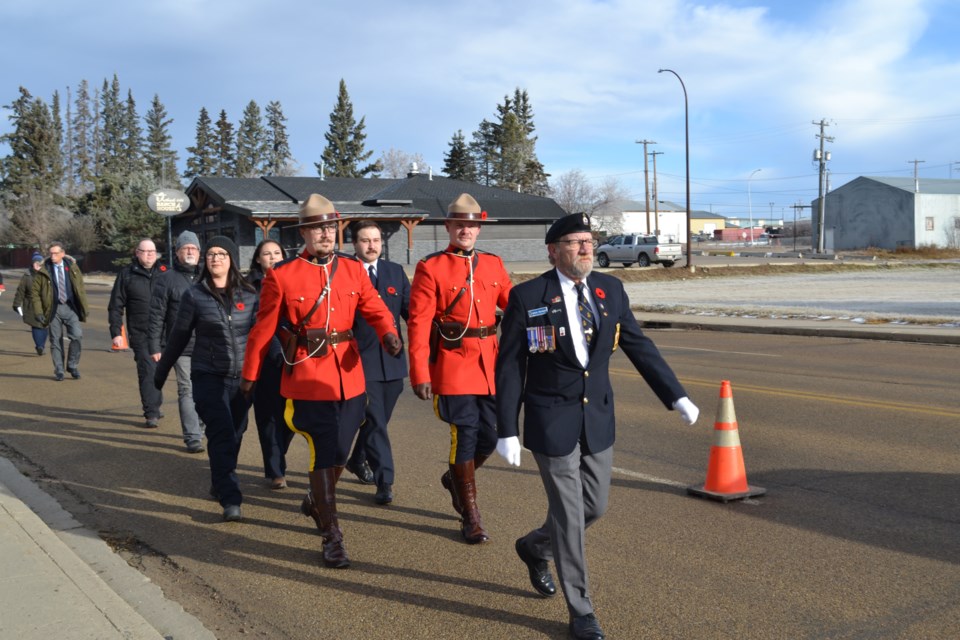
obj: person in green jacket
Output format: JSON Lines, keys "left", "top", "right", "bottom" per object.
{"left": 32, "top": 241, "right": 88, "bottom": 381}
{"left": 12, "top": 252, "right": 49, "bottom": 355}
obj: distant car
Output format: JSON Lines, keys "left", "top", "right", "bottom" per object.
{"left": 594, "top": 234, "right": 682, "bottom": 268}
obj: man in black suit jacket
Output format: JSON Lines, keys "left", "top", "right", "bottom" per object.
{"left": 495, "top": 213, "right": 700, "bottom": 640}
{"left": 346, "top": 221, "right": 411, "bottom": 505}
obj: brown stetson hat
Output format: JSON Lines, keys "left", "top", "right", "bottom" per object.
{"left": 446, "top": 193, "right": 495, "bottom": 222}
{"left": 292, "top": 194, "right": 342, "bottom": 227}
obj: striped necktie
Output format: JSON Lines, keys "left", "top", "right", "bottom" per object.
{"left": 368, "top": 264, "right": 378, "bottom": 288}
{"left": 57, "top": 264, "right": 67, "bottom": 303}
{"left": 575, "top": 282, "right": 596, "bottom": 345}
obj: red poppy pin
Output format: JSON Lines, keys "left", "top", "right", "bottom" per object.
{"left": 387, "top": 286, "right": 397, "bottom": 295}
{"left": 481, "top": 211, "right": 488, "bottom": 220}
{"left": 594, "top": 288, "right": 606, "bottom": 300}
{"left": 160, "top": 265, "right": 167, "bottom": 272}
{"left": 236, "top": 302, "right": 245, "bottom": 311}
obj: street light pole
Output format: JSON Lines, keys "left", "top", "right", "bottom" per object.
{"left": 658, "top": 68, "right": 692, "bottom": 270}
{"left": 747, "top": 168, "right": 761, "bottom": 245}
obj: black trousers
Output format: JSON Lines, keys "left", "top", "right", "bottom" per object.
{"left": 252, "top": 359, "right": 294, "bottom": 479}
{"left": 348, "top": 378, "right": 403, "bottom": 485}
{"left": 130, "top": 335, "right": 162, "bottom": 420}
{"left": 192, "top": 373, "right": 251, "bottom": 508}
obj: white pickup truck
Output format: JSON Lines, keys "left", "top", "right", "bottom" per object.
{"left": 595, "top": 234, "right": 682, "bottom": 268}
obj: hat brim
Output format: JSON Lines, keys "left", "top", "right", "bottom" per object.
{"left": 290, "top": 216, "right": 351, "bottom": 228}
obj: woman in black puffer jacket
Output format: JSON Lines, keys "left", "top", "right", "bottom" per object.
{"left": 155, "top": 236, "right": 259, "bottom": 522}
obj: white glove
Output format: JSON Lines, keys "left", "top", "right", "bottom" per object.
{"left": 16, "top": 306, "right": 23, "bottom": 317}
{"left": 673, "top": 396, "right": 699, "bottom": 425}
{"left": 496, "top": 436, "right": 522, "bottom": 467}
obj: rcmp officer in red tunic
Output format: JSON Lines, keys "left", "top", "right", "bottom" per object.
{"left": 240, "top": 194, "right": 401, "bottom": 568}
{"left": 407, "top": 193, "right": 512, "bottom": 544}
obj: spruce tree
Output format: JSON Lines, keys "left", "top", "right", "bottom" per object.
{"left": 72, "top": 80, "right": 95, "bottom": 191}
{"left": 235, "top": 100, "right": 265, "bottom": 178}
{"left": 442, "top": 130, "right": 476, "bottom": 182}
{"left": 49, "top": 90, "right": 66, "bottom": 193}
{"left": 120, "top": 89, "right": 144, "bottom": 176}
{"left": 214, "top": 109, "right": 236, "bottom": 177}
{"left": 317, "top": 79, "right": 379, "bottom": 178}
{"left": 1, "top": 87, "right": 62, "bottom": 198}
{"left": 264, "top": 100, "right": 294, "bottom": 176}
{"left": 99, "top": 75, "right": 124, "bottom": 175}
{"left": 469, "top": 119, "right": 497, "bottom": 187}
{"left": 185, "top": 107, "right": 216, "bottom": 180}
{"left": 143, "top": 94, "right": 179, "bottom": 186}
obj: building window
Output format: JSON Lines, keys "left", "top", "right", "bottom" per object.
{"left": 925, "top": 217, "right": 934, "bottom": 231}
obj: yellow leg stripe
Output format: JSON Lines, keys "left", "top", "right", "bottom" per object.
{"left": 284, "top": 398, "right": 316, "bottom": 472}
{"left": 449, "top": 423, "right": 458, "bottom": 465}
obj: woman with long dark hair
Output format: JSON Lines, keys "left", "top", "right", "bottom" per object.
{"left": 247, "top": 239, "right": 294, "bottom": 490}
{"left": 155, "top": 236, "right": 259, "bottom": 521}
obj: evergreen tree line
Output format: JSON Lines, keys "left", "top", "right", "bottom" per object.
{"left": 1, "top": 77, "right": 550, "bottom": 254}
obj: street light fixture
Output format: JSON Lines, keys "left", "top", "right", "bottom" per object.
{"left": 747, "top": 168, "right": 761, "bottom": 245}
{"left": 658, "top": 68, "right": 692, "bottom": 270}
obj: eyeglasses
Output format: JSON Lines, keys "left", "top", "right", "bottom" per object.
{"left": 555, "top": 238, "right": 598, "bottom": 250}
{"left": 308, "top": 225, "right": 338, "bottom": 235}
{"left": 137, "top": 249, "right": 157, "bottom": 254}
{"left": 206, "top": 252, "right": 230, "bottom": 261}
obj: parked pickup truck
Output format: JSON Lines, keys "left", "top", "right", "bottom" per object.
{"left": 595, "top": 234, "right": 682, "bottom": 268}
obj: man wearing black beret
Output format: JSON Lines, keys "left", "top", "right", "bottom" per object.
{"left": 495, "top": 212, "right": 700, "bottom": 640}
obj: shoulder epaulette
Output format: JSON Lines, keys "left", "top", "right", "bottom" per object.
{"left": 420, "top": 251, "right": 445, "bottom": 263}
{"left": 273, "top": 255, "right": 297, "bottom": 270}
{"left": 335, "top": 251, "right": 359, "bottom": 262}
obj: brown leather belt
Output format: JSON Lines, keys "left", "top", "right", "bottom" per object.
{"left": 327, "top": 329, "right": 354, "bottom": 346}
{"left": 463, "top": 326, "right": 495, "bottom": 339}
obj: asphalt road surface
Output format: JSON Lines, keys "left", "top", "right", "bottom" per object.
{"left": 1, "top": 277, "right": 958, "bottom": 639}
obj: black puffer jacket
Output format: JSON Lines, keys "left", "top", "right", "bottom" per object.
{"left": 108, "top": 260, "right": 164, "bottom": 343}
{"left": 155, "top": 281, "right": 259, "bottom": 384}
{"left": 148, "top": 260, "right": 200, "bottom": 356}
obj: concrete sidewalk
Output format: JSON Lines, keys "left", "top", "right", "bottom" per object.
{"left": 0, "top": 310, "right": 955, "bottom": 640}
{"left": 0, "top": 457, "right": 214, "bottom": 640}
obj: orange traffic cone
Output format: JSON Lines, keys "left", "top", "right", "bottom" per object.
{"left": 112, "top": 325, "right": 130, "bottom": 351}
{"left": 687, "top": 380, "right": 766, "bottom": 502}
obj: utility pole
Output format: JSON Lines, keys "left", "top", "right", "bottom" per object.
{"left": 813, "top": 119, "right": 834, "bottom": 254}
{"left": 650, "top": 150, "right": 663, "bottom": 235}
{"left": 951, "top": 161, "right": 960, "bottom": 179}
{"left": 907, "top": 159, "right": 925, "bottom": 192}
{"left": 636, "top": 139, "right": 656, "bottom": 233}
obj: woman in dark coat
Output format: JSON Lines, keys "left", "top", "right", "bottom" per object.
{"left": 12, "top": 252, "right": 49, "bottom": 355}
{"left": 155, "top": 236, "right": 259, "bottom": 522}
{"left": 246, "top": 239, "right": 294, "bottom": 490}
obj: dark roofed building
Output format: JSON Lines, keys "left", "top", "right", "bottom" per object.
{"left": 181, "top": 173, "right": 567, "bottom": 264}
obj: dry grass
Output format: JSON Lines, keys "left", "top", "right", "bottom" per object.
{"left": 862, "top": 245, "right": 960, "bottom": 260}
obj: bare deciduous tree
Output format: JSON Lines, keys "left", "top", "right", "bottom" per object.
{"left": 378, "top": 148, "right": 427, "bottom": 179}
{"left": 550, "top": 169, "right": 630, "bottom": 234}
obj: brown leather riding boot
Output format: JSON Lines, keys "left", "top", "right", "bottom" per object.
{"left": 452, "top": 460, "right": 489, "bottom": 544}
{"left": 441, "top": 453, "right": 490, "bottom": 515}
{"left": 300, "top": 468, "right": 350, "bottom": 568}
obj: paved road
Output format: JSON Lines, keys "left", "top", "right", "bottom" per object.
{"left": 1, "top": 274, "right": 958, "bottom": 639}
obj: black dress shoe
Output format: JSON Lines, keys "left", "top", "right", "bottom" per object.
{"left": 54, "top": 372, "right": 64, "bottom": 381}
{"left": 69, "top": 369, "right": 81, "bottom": 379}
{"left": 345, "top": 460, "right": 375, "bottom": 484}
{"left": 569, "top": 613, "right": 605, "bottom": 639}
{"left": 374, "top": 483, "right": 393, "bottom": 505}
{"left": 515, "top": 537, "right": 557, "bottom": 597}
{"left": 36, "top": 346, "right": 44, "bottom": 356}
{"left": 222, "top": 505, "right": 242, "bottom": 522}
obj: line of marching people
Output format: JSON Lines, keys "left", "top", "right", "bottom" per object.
{"left": 129, "top": 191, "right": 700, "bottom": 640}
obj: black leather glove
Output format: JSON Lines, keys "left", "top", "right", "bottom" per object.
{"left": 383, "top": 333, "right": 402, "bottom": 356}
{"left": 413, "top": 382, "right": 432, "bottom": 401}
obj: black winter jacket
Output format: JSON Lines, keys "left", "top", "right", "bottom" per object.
{"left": 108, "top": 260, "right": 164, "bottom": 342}
{"left": 155, "top": 281, "right": 259, "bottom": 385}
{"left": 148, "top": 260, "right": 200, "bottom": 356}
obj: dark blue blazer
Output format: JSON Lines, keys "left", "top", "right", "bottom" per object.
{"left": 353, "top": 258, "right": 410, "bottom": 382}
{"left": 496, "top": 269, "right": 686, "bottom": 457}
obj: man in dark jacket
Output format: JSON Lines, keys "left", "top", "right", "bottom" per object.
{"left": 109, "top": 238, "right": 165, "bottom": 428}
{"left": 345, "top": 221, "right": 410, "bottom": 505}
{"left": 148, "top": 231, "right": 204, "bottom": 450}
{"left": 32, "top": 241, "right": 88, "bottom": 381}
{"left": 495, "top": 213, "right": 700, "bottom": 640}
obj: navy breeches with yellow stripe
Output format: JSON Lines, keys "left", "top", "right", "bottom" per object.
{"left": 284, "top": 395, "right": 365, "bottom": 470}
{"left": 435, "top": 394, "right": 498, "bottom": 464}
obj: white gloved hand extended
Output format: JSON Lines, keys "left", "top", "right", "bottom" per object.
{"left": 496, "top": 436, "right": 522, "bottom": 467}
{"left": 16, "top": 306, "right": 23, "bottom": 317}
{"left": 673, "top": 396, "right": 699, "bottom": 425}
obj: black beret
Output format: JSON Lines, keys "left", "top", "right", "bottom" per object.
{"left": 545, "top": 213, "right": 592, "bottom": 244}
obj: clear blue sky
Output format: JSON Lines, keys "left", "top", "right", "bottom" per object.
{"left": 3, "top": 0, "right": 959, "bottom": 223}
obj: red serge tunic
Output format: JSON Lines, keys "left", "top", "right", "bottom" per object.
{"left": 242, "top": 251, "right": 397, "bottom": 401}
{"left": 407, "top": 247, "right": 512, "bottom": 395}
